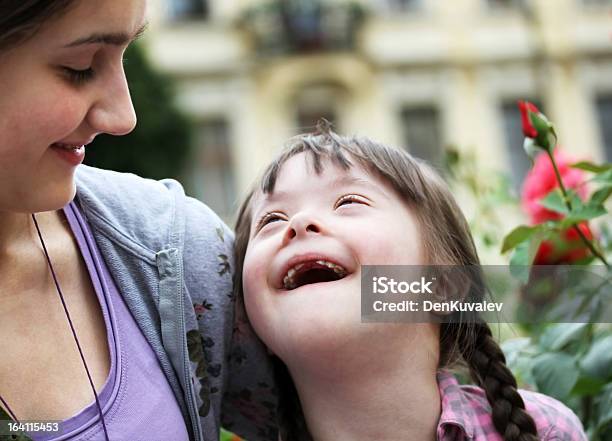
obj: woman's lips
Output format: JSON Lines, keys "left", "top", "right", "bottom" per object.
{"left": 50, "top": 143, "right": 86, "bottom": 166}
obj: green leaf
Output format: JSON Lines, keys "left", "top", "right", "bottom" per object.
{"left": 566, "top": 189, "right": 585, "bottom": 211}
{"left": 591, "top": 187, "right": 612, "bottom": 206}
{"left": 540, "top": 190, "right": 569, "bottom": 215}
{"left": 501, "top": 225, "right": 539, "bottom": 254}
{"left": 594, "top": 169, "right": 612, "bottom": 185}
{"left": 560, "top": 203, "right": 608, "bottom": 227}
{"left": 532, "top": 352, "right": 579, "bottom": 400}
{"left": 501, "top": 338, "right": 537, "bottom": 387}
{"left": 527, "top": 228, "right": 548, "bottom": 265}
{"left": 571, "top": 161, "right": 612, "bottom": 173}
{"left": 221, "top": 428, "right": 241, "bottom": 441}
{"left": 501, "top": 337, "right": 533, "bottom": 363}
{"left": 538, "top": 323, "right": 589, "bottom": 352}
{"left": 509, "top": 242, "right": 530, "bottom": 283}
{"left": 595, "top": 384, "right": 612, "bottom": 435}
{"left": 580, "top": 335, "right": 612, "bottom": 381}
{"left": 571, "top": 375, "right": 606, "bottom": 396}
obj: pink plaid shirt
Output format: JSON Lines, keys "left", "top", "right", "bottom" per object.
{"left": 436, "top": 371, "right": 587, "bottom": 440}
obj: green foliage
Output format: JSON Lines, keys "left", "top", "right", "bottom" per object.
{"left": 84, "top": 43, "right": 193, "bottom": 181}
{"left": 498, "top": 104, "right": 612, "bottom": 439}
{"left": 452, "top": 101, "right": 612, "bottom": 439}
{"left": 503, "top": 325, "right": 612, "bottom": 440}
{"left": 501, "top": 225, "right": 542, "bottom": 254}
{"left": 501, "top": 160, "right": 611, "bottom": 266}
{"left": 221, "top": 428, "right": 242, "bottom": 441}
{"left": 532, "top": 351, "right": 579, "bottom": 400}
{"left": 443, "top": 147, "right": 517, "bottom": 252}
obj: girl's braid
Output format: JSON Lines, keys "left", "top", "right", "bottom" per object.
{"left": 459, "top": 322, "right": 539, "bottom": 441}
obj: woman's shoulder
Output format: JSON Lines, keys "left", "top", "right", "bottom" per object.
{"left": 75, "top": 164, "right": 182, "bottom": 208}
{"left": 74, "top": 165, "right": 230, "bottom": 253}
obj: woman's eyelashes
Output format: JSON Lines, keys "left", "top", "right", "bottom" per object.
{"left": 60, "top": 53, "right": 128, "bottom": 86}
{"left": 62, "top": 66, "right": 95, "bottom": 85}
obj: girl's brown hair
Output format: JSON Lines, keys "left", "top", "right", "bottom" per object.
{"left": 0, "top": 0, "right": 76, "bottom": 51}
{"left": 234, "top": 124, "right": 539, "bottom": 441}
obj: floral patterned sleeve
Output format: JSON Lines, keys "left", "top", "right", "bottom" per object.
{"left": 220, "top": 291, "right": 279, "bottom": 440}
{"left": 182, "top": 197, "right": 279, "bottom": 441}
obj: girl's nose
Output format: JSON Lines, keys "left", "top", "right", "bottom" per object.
{"left": 282, "top": 212, "right": 322, "bottom": 246}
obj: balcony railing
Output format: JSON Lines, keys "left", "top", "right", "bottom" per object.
{"left": 238, "top": 0, "right": 367, "bottom": 56}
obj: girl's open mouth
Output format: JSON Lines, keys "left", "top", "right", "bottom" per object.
{"left": 283, "top": 260, "right": 348, "bottom": 290}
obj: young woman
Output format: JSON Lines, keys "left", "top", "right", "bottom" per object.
{"left": 0, "top": 2, "right": 276, "bottom": 440}
{"left": 234, "top": 127, "right": 588, "bottom": 441}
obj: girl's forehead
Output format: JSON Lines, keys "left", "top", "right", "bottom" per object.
{"left": 273, "top": 151, "right": 371, "bottom": 189}
{"left": 249, "top": 152, "right": 394, "bottom": 216}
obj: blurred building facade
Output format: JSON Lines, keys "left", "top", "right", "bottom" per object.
{"left": 145, "top": 0, "right": 612, "bottom": 220}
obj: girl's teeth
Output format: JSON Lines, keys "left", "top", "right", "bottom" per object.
{"left": 282, "top": 260, "right": 348, "bottom": 289}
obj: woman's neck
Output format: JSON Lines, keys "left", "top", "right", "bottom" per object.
{"left": 287, "top": 325, "right": 442, "bottom": 441}
{"left": 0, "top": 210, "right": 66, "bottom": 296}
{"left": 0, "top": 211, "right": 33, "bottom": 252}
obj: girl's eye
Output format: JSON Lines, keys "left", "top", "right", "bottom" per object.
{"left": 63, "top": 67, "right": 95, "bottom": 85}
{"left": 335, "top": 194, "right": 366, "bottom": 208}
{"left": 257, "top": 212, "right": 285, "bottom": 231}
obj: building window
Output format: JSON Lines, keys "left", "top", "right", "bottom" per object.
{"left": 296, "top": 108, "right": 337, "bottom": 132}
{"left": 168, "top": 0, "right": 208, "bottom": 21}
{"left": 581, "top": 0, "right": 612, "bottom": 7}
{"left": 500, "top": 99, "right": 542, "bottom": 190}
{"left": 294, "top": 82, "right": 343, "bottom": 133}
{"left": 401, "top": 106, "right": 442, "bottom": 164}
{"left": 386, "top": 0, "right": 421, "bottom": 11}
{"left": 595, "top": 95, "right": 612, "bottom": 162}
{"left": 190, "top": 119, "right": 235, "bottom": 219}
{"left": 485, "top": 0, "right": 525, "bottom": 9}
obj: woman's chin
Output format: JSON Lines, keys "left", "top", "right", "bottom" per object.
{"left": 20, "top": 181, "right": 76, "bottom": 213}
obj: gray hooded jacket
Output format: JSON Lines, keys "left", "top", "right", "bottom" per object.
{"left": 74, "top": 165, "right": 278, "bottom": 441}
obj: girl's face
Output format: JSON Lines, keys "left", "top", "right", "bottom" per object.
{"left": 243, "top": 153, "right": 427, "bottom": 362}
{"left": 0, "top": 0, "right": 147, "bottom": 213}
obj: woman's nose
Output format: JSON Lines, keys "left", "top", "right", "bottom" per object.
{"left": 87, "top": 68, "right": 137, "bottom": 136}
{"left": 282, "top": 212, "right": 322, "bottom": 246}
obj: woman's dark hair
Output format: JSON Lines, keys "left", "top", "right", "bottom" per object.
{"left": 234, "top": 124, "right": 539, "bottom": 441}
{"left": 0, "top": 0, "right": 77, "bottom": 51}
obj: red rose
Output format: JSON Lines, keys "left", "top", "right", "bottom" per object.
{"left": 518, "top": 100, "right": 540, "bottom": 139}
{"left": 521, "top": 149, "right": 593, "bottom": 264}
{"left": 521, "top": 149, "right": 588, "bottom": 224}
{"left": 534, "top": 222, "right": 593, "bottom": 264}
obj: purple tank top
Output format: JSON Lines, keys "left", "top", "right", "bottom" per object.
{"left": 31, "top": 202, "right": 190, "bottom": 441}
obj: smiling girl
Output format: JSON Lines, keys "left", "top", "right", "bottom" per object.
{"left": 0, "top": 2, "right": 276, "bottom": 440}
{"left": 234, "top": 125, "right": 587, "bottom": 441}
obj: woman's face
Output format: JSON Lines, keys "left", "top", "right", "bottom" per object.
{"left": 0, "top": 0, "right": 147, "bottom": 213}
